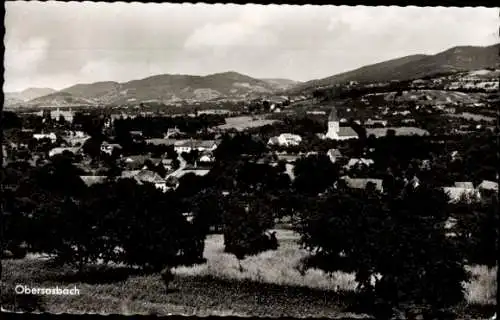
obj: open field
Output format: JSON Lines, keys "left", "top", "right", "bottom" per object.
{"left": 217, "top": 116, "right": 280, "bottom": 131}
{"left": 1, "top": 229, "right": 495, "bottom": 317}
{"left": 447, "top": 112, "right": 496, "bottom": 122}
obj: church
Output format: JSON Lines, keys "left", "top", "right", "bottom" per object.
{"left": 324, "top": 107, "right": 359, "bottom": 140}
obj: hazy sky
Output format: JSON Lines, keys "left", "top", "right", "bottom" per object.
{"left": 4, "top": 2, "right": 499, "bottom": 92}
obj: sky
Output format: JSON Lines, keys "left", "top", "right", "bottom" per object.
{"left": 4, "top": 2, "right": 499, "bottom": 92}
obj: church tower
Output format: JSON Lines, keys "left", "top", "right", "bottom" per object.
{"left": 326, "top": 107, "right": 340, "bottom": 139}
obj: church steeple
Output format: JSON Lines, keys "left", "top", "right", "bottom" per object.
{"left": 328, "top": 107, "right": 339, "bottom": 122}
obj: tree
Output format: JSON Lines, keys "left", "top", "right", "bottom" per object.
{"left": 296, "top": 183, "right": 469, "bottom": 318}
{"left": 222, "top": 193, "right": 278, "bottom": 272}
{"left": 293, "top": 154, "right": 340, "bottom": 195}
{"left": 82, "top": 137, "right": 103, "bottom": 160}
{"left": 454, "top": 196, "right": 498, "bottom": 267}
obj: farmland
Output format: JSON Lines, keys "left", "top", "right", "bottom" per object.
{"left": 216, "top": 116, "right": 280, "bottom": 131}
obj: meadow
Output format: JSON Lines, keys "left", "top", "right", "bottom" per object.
{"left": 1, "top": 229, "right": 496, "bottom": 317}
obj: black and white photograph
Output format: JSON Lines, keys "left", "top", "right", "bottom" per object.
{"left": 1, "top": 2, "right": 499, "bottom": 318}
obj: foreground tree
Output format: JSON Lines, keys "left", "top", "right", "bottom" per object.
{"left": 296, "top": 182, "right": 469, "bottom": 318}
{"left": 222, "top": 193, "right": 278, "bottom": 272}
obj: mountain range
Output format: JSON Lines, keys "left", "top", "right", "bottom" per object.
{"left": 4, "top": 43, "right": 499, "bottom": 108}
{"left": 294, "top": 43, "right": 500, "bottom": 92}
{"left": 4, "top": 88, "right": 57, "bottom": 105}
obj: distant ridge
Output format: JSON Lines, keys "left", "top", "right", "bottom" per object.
{"left": 293, "top": 43, "right": 500, "bottom": 92}
{"left": 4, "top": 87, "right": 56, "bottom": 103}
{"left": 14, "top": 71, "right": 279, "bottom": 107}
{"left": 7, "top": 43, "right": 499, "bottom": 107}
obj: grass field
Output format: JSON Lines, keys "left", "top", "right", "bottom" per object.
{"left": 447, "top": 112, "right": 496, "bottom": 122}
{"left": 1, "top": 229, "right": 496, "bottom": 317}
{"left": 217, "top": 116, "right": 280, "bottom": 131}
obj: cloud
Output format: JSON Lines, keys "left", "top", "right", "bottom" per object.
{"left": 4, "top": 37, "right": 49, "bottom": 73}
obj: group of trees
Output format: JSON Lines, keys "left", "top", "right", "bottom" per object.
{"left": 2, "top": 157, "right": 207, "bottom": 272}
{"left": 113, "top": 114, "right": 226, "bottom": 137}
{"left": 296, "top": 181, "right": 470, "bottom": 316}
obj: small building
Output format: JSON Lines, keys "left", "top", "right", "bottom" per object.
{"left": 443, "top": 187, "right": 481, "bottom": 203}
{"left": 199, "top": 152, "right": 215, "bottom": 163}
{"left": 49, "top": 147, "right": 81, "bottom": 158}
{"left": 276, "top": 153, "right": 300, "bottom": 163}
{"left": 33, "top": 133, "right": 57, "bottom": 143}
{"left": 326, "top": 148, "right": 343, "bottom": 163}
{"left": 129, "top": 130, "right": 143, "bottom": 137}
{"left": 174, "top": 140, "right": 219, "bottom": 154}
{"left": 101, "top": 142, "right": 122, "bottom": 155}
{"left": 339, "top": 176, "right": 384, "bottom": 193}
{"left": 267, "top": 133, "right": 302, "bottom": 147}
{"left": 121, "top": 155, "right": 149, "bottom": 170}
{"left": 365, "top": 119, "right": 388, "bottom": 127}
{"left": 135, "top": 170, "right": 168, "bottom": 192}
{"left": 345, "top": 158, "right": 375, "bottom": 169}
{"left": 477, "top": 180, "right": 498, "bottom": 198}
{"left": 454, "top": 182, "right": 474, "bottom": 189}
{"left": 145, "top": 138, "right": 179, "bottom": 146}
{"left": 79, "top": 176, "right": 108, "bottom": 187}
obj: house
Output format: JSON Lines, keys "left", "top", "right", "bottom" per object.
{"left": 450, "top": 150, "right": 461, "bottom": 162}
{"left": 339, "top": 176, "right": 384, "bottom": 193}
{"left": 325, "top": 107, "right": 359, "bottom": 140}
{"left": 33, "top": 133, "right": 57, "bottom": 143}
{"left": 64, "top": 135, "right": 90, "bottom": 147}
{"left": 145, "top": 138, "right": 178, "bottom": 146}
{"left": 101, "top": 142, "right": 122, "bottom": 155}
{"left": 345, "top": 158, "right": 374, "bottom": 169}
{"left": 135, "top": 170, "right": 168, "bottom": 192}
{"left": 454, "top": 182, "right": 474, "bottom": 189}
{"left": 169, "top": 169, "right": 211, "bottom": 179}
{"left": 443, "top": 187, "right": 481, "bottom": 203}
{"left": 365, "top": 127, "right": 430, "bottom": 138}
{"left": 120, "top": 170, "right": 141, "bottom": 179}
{"left": 326, "top": 149, "right": 343, "bottom": 163}
{"left": 199, "top": 152, "right": 215, "bottom": 163}
{"left": 276, "top": 153, "right": 300, "bottom": 163}
{"left": 129, "top": 131, "right": 143, "bottom": 137}
{"left": 174, "top": 140, "right": 219, "bottom": 154}
{"left": 49, "top": 147, "right": 81, "bottom": 158}
{"left": 365, "top": 119, "right": 388, "bottom": 127}
{"left": 79, "top": 176, "right": 108, "bottom": 187}
{"left": 477, "top": 180, "right": 498, "bottom": 198}
{"left": 120, "top": 170, "right": 168, "bottom": 192}
{"left": 121, "top": 155, "right": 149, "bottom": 170}
{"left": 420, "top": 159, "right": 432, "bottom": 171}
{"left": 267, "top": 133, "right": 302, "bottom": 147}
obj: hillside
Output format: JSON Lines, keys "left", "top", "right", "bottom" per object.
{"left": 261, "top": 78, "right": 302, "bottom": 90}
{"left": 28, "top": 91, "right": 97, "bottom": 107}
{"left": 4, "top": 87, "right": 56, "bottom": 105}
{"left": 28, "top": 71, "right": 277, "bottom": 107}
{"left": 294, "top": 43, "right": 500, "bottom": 92}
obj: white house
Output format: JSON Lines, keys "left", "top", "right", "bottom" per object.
{"left": 33, "top": 133, "right": 57, "bottom": 143}
{"left": 326, "top": 148, "right": 343, "bottom": 163}
{"left": 267, "top": 133, "right": 302, "bottom": 147}
{"left": 49, "top": 147, "right": 81, "bottom": 158}
{"left": 100, "top": 142, "right": 122, "bottom": 155}
{"left": 174, "top": 140, "right": 219, "bottom": 154}
{"left": 325, "top": 107, "right": 359, "bottom": 140}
